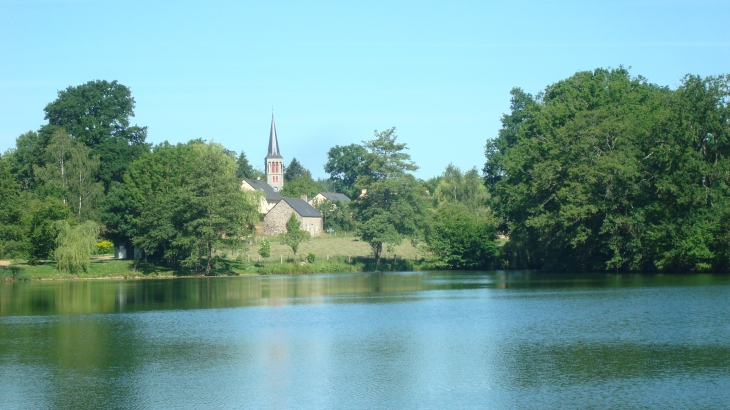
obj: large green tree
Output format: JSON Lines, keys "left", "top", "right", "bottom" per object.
{"left": 324, "top": 143, "right": 367, "bottom": 198}
{"left": 43, "top": 80, "right": 150, "bottom": 189}
{"left": 484, "top": 68, "right": 730, "bottom": 272}
{"left": 350, "top": 128, "right": 425, "bottom": 265}
{"left": 0, "top": 154, "right": 27, "bottom": 258}
{"left": 121, "top": 141, "right": 259, "bottom": 274}
{"left": 235, "top": 151, "right": 264, "bottom": 180}
{"left": 425, "top": 203, "right": 499, "bottom": 269}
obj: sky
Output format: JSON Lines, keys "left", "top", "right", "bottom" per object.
{"left": 1, "top": 0, "right": 729, "bottom": 179}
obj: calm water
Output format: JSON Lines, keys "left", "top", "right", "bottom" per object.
{"left": 1, "top": 271, "right": 729, "bottom": 409}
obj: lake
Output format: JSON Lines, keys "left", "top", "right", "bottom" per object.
{"left": 1, "top": 271, "right": 729, "bottom": 409}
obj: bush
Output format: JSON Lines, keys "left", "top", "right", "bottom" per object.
{"left": 306, "top": 252, "right": 315, "bottom": 263}
{"left": 95, "top": 240, "right": 114, "bottom": 255}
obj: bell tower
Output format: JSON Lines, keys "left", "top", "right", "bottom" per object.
{"left": 265, "top": 114, "right": 284, "bottom": 192}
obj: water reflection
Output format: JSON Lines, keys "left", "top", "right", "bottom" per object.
{"left": 1, "top": 271, "right": 729, "bottom": 409}
{"left": 2, "top": 271, "right": 728, "bottom": 316}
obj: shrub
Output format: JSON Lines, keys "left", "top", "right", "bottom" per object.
{"left": 95, "top": 240, "right": 114, "bottom": 255}
{"left": 306, "top": 252, "right": 315, "bottom": 263}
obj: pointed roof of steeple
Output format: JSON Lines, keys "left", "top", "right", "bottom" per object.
{"left": 266, "top": 114, "right": 282, "bottom": 159}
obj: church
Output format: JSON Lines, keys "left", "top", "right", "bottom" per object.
{"left": 240, "top": 115, "right": 326, "bottom": 237}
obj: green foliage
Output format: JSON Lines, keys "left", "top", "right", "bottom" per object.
{"left": 324, "top": 143, "right": 367, "bottom": 198}
{"left": 281, "top": 213, "right": 310, "bottom": 255}
{"left": 258, "top": 239, "right": 271, "bottom": 259}
{"left": 95, "top": 240, "right": 114, "bottom": 255}
{"left": 33, "top": 128, "right": 104, "bottom": 220}
{"left": 306, "top": 252, "right": 315, "bottom": 263}
{"left": 353, "top": 175, "right": 426, "bottom": 265}
{"left": 281, "top": 157, "right": 324, "bottom": 199}
{"left": 347, "top": 128, "right": 426, "bottom": 265}
{"left": 26, "top": 197, "right": 71, "bottom": 262}
{"left": 54, "top": 220, "right": 100, "bottom": 274}
{"left": 0, "top": 154, "right": 27, "bottom": 258}
{"left": 122, "top": 141, "right": 259, "bottom": 274}
{"left": 425, "top": 203, "right": 499, "bottom": 269}
{"left": 356, "top": 127, "right": 419, "bottom": 187}
{"left": 433, "top": 164, "right": 490, "bottom": 211}
{"left": 43, "top": 79, "right": 149, "bottom": 189}
{"left": 314, "top": 199, "right": 357, "bottom": 232}
{"left": 235, "top": 151, "right": 264, "bottom": 180}
{"left": 484, "top": 68, "right": 730, "bottom": 272}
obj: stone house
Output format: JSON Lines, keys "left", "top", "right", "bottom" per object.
{"left": 264, "top": 198, "right": 323, "bottom": 236}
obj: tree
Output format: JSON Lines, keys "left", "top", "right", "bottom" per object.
{"left": 313, "top": 199, "right": 356, "bottom": 232}
{"left": 66, "top": 141, "right": 104, "bottom": 220}
{"left": 235, "top": 151, "right": 264, "bottom": 180}
{"left": 258, "top": 239, "right": 271, "bottom": 259}
{"left": 8, "top": 130, "right": 49, "bottom": 190}
{"left": 284, "top": 157, "right": 308, "bottom": 182}
{"left": 324, "top": 143, "right": 367, "bottom": 198}
{"left": 433, "top": 165, "right": 490, "bottom": 211}
{"left": 35, "top": 131, "right": 103, "bottom": 220}
{"left": 54, "top": 220, "right": 100, "bottom": 274}
{"left": 123, "top": 141, "right": 259, "bottom": 274}
{"left": 0, "top": 154, "right": 27, "bottom": 258}
{"left": 281, "top": 213, "right": 310, "bottom": 255}
{"left": 33, "top": 129, "right": 73, "bottom": 202}
{"left": 43, "top": 80, "right": 150, "bottom": 189}
{"left": 483, "top": 68, "right": 730, "bottom": 272}
{"left": 356, "top": 127, "right": 418, "bottom": 187}
{"left": 425, "top": 203, "right": 499, "bottom": 269}
{"left": 353, "top": 175, "right": 426, "bottom": 265}
{"left": 281, "top": 158, "right": 324, "bottom": 198}
{"left": 351, "top": 128, "right": 425, "bottom": 265}
{"left": 25, "top": 197, "right": 71, "bottom": 263}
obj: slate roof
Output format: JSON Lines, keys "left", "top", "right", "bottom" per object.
{"left": 266, "top": 114, "right": 282, "bottom": 159}
{"left": 318, "top": 192, "right": 351, "bottom": 202}
{"left": 283, "top": 198, "right": 322, "bottom": 218}
{"left": 244, "top": 179, "right": 283, "bottom": 201}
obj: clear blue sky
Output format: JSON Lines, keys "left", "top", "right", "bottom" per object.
{"left": 1, "top": 0, "right": 728, "bottom": 179}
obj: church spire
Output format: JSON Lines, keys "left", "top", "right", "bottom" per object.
{"left": 267, "top": 114, "right": 282, "bottom": 158}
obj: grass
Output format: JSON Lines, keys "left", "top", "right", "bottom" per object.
{"left": 0, "top": 235, "right": 431, "bottom": 281}
{"left": 242, "top": 233, "right": 424, "bottom": 264}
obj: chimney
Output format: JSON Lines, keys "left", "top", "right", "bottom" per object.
{"left": 301, "top": 195, "right": 308, "bottom": 202}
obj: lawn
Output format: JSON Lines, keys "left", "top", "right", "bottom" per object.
{"left": 0, "top": 234, "right": 430, "bottom": 281}
{"left": 240, "top": 233, "right": 424, "bottom": 264}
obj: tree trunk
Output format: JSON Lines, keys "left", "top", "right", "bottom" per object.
{"left": 375, "top": 243, "right": 382, "bottom": 266}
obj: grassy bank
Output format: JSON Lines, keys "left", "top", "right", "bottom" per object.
{"left": 0, "top": 235, "right": 429, "bottom": 281}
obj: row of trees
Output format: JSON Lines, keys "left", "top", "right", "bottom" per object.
{"left": 0, "top": 80, "right": 263, "bottom": 274}
{"left": 484, "top": 68, "right": 730, "bottom": 272}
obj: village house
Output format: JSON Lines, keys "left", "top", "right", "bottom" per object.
{"left": 309, "top": 192, "right": 351, "bottom": 207}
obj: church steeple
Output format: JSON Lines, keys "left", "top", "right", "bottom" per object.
{"left": 267, "top": 114, "right": 282, "bottom": 158}
{"left": 265, "top": 114, "right": 284, "bottom": 192}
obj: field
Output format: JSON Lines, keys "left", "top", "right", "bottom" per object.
{"left": 0, "top": 234, "right": 429, "bottom": 281}
{"left": 237, "top": 233, "right": 423, "bottom": 263}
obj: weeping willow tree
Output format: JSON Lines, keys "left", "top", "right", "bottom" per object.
{"left": 54, "top": 220, "right": 99, "bottom": 274}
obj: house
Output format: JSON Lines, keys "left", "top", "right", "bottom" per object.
{"left": 240, "top": 114, "right": 324, "bottom": 236}
{"left": 264, "top": 198, "right": 323, "bottom": 236}
{"left": 309, "top": 192, "right": 351, "bottom": 207}
{"left": 241, "top": 178, "right": 283, "bottom": 213}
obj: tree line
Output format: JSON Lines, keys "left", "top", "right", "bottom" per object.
{"left": 4, "top": 68, "right": 725, "bottom": 275}
{"left": 0, "top": 79, "right": 500, "bottom": 274}
{"left": 484, "top": 68, "right": 730, "bottom": 272}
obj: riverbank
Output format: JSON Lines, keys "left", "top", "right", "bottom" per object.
{"left": 0, "top": 235, "right": 426, "bottom": 281}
